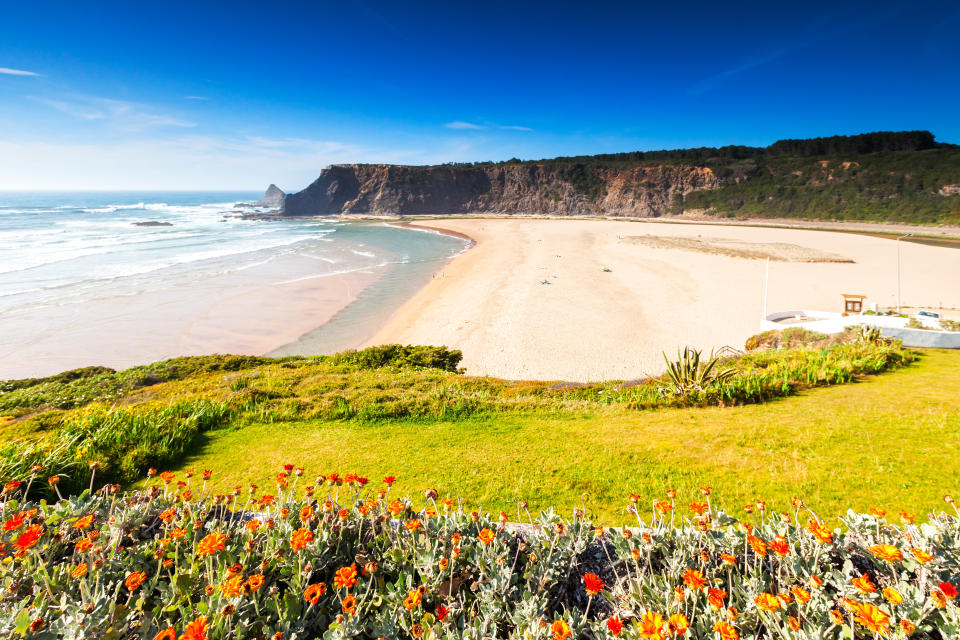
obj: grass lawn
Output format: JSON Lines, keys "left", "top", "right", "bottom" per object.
{"left": 171, "top": 349, "right": 960, "bottom": 524}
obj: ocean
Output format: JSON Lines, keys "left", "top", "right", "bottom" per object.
{"left": 0, "top": 192, "right": 470, "bottom": 378}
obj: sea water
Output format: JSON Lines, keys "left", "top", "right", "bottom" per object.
{"left": 0, "top": 192, "right": 469, "bottom": 375}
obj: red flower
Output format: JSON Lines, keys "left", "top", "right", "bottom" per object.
{"left": 939, "top": 582, "right": 958, "bottom": 599}
{"left": 13, "top": 524, "right": 43, "bottom": 552}
{"left": 606, "top": 616, "right": 624, "bottom": 636}
{"left": 436, "top": 604, "right": 449, "bottom": 621}
{"left": 3, "top": 513, "right": 25, "bottom": 531}
{"left": 384, "top": 476, "right": 396, "bottom": 485}
{"left": 583, "top": 573, "right": 605, "bottom": 596}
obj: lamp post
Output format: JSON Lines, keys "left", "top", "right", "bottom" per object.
{"left": 897, "top": 233, "right": 913, "bottom": 313}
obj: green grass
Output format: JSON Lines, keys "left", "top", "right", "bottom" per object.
{"left": 166, "top": 349, "right": 960, "bottom": 524}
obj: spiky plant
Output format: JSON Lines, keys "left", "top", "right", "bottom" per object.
{"left": 660, "top": 347, "right": 735, "bottom": 396}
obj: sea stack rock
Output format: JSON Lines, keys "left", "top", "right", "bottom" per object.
{"left": 254, "top": 184, "right": 285, "bottom": 208}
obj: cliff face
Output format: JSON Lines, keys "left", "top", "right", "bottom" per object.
{"left": 280, "top": 163, "right": 719, "bottom": 217}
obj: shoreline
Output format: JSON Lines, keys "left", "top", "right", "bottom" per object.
{"left": 365, "top": 217, "right": 960, "bottom": 381}
{"left": 0, "top": 263, "right": 383, "bottom": 380}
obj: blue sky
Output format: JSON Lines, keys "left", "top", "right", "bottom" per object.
{"left": 1, "top": 0, "right": 958, "bottom": 190}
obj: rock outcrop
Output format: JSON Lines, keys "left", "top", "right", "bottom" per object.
{"left": 280, "top": 164, "right": 719, "bottom": 217}
{"left": 254, "top": 184, "right": 285, "bottom": 208}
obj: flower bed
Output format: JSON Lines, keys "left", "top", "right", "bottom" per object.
{"left": 1, "top": 467, "right": 957, "bottom": 639}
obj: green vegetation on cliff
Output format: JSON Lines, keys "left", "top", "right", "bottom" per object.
{"left": 444, "top": 131, "right": 960, "bottom": 223}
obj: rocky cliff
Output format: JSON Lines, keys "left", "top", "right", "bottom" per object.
{"left": 280, "top": 163, "right": 719, "bottom": 217}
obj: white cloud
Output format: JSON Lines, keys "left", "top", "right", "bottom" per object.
{"left": 0, "top": 135, "right": 452, "bottom": 190}
{"left": 184, "top": 95, "right": 209, "bottom": 100}
{"left": 499, "top": 125, "right": 533, "bottom": 131}
{"left": 0, "top": 67, "right": 41, "bottom": 77}
{"left": 32, "top": 94, "right": 195, "bottom": 130}
{"left": 444, "top": 121, "right": 485, "bottom": 130}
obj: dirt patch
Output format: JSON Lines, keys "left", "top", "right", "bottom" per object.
{"left": 622, "top": 234, "right": 855, "bottom": 263}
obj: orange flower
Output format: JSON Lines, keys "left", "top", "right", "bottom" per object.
{"left": 681, "top": 568, "right": 706, "bottom": 591}
{"left": 900, "top": 619, "right": 917, "bottom": 635}
{"left": 854, "top": 602, "right": 890, "bottom": 635}
{"left": 75, "top": 536, "right": 94, "bottom": 552}
{"left": 246, "top": 574, "right": 265, "bottom": 591}
{"left": 387, "top": 499, "right": 406, "bottom": 515}
{"left": 583, "top": 573, "right": 604, "bottom": 596}
{"left": 754, "top": 593, "right": 781, "bottom": 612}
{"left": 221, "top": 574, "right": 245, "bottom": 597}
{"left": 637, "top": 611, "right": 666, "bottom": 640}
{"left": 334, "top": 564, "right": 358, "bottom": 590}
{"left": 478, "top": 528, "right": 495, "bottom": 545}
{"left": 939, "top": 582, "right": 958, "bottom": 599}
{"left": 439, "top": 557, "right": 449, "bottom": 571}
{"left": 909, "top": 548, "right": 933, "bottom": 563}
{"left": 746, "top": 535, "right": 767, "bottom": 556}
{"left": 869, "top": 544, "right": 903, "bottom": 563}
{"left": 720, "top": 553, "right": 736, "bottom": 565}
{"left": 550, "top": 620, "right": 571, "bottom": 640}
{"left": 403, "top": 589, "right": 422, "bottom": 610}
{"left": 932, "top": 589, "right": 948, "bottom": 608}
{"left": 13, "top": 524, "right": 43, "bottom": 552}
{"left": 707, "top": 587, "right": 727, "bottom": 609}
{"left": 180, "top": 616, "right": 208, "bottom": 640}
{"left": 196, "top": 532, "right": 227, "bottom": 556}
{"left": 245, "top": 519, "right": 261, "bottom": 532}
{"left": 829, "top": 609, "right": 845, "bottom": 625}
{"left": 668, "top": 612, "right": 689, "bottom": 635}
{"left": 406, "top": 519, "right": 422, "bottom": 532}
{"left": 298, "top": 505, "right": 313, "bottom": 521}
{"left": 791, "top": 586, "right": 811, "bottom": 603}
{"left": 689, "top": 502, "right": 708, "bottom": 515}
{"left": 712, "top": 621, "right": 739, "bottom": 640}
{"left": 654, "top": 500, "right": 673, "bottom": 514}
{"left": 341, "top": 593, "right": 357, "bottom": 616}
{"left": 70, "top": 563, "right": 88, "bottom": 579}
{"left": 290, "top": 528, "right": 314, "bottom": 552}
{"left": 304, "top": 583, "right": 326, "bottom": 604}
{"left": 805, "top": 519, "right": 833, "bottom": 543}
{"left": 152, "top": 628, "right": 176, "bottom": 640}
{"left": 852, "top": 573, "right": 876, "bottom": 594}
{"left": 882, "top": 587, "right": 903, "bottom": 605}
{"left": 125, "top": 571, "right": 147, "bottom": 591}
{"left": 74, "top": 514, "right": 95, "bottom": 530}
{"left": 769, "top": 537, "right": 790, "bottom": 557}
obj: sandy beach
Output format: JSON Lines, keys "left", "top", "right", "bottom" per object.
{"left": 367, "top": 218, "right": 960, "bottom": 381}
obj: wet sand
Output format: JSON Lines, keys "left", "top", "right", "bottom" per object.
{"left": 0, "top": 254, "right": 384, "bottom": 379}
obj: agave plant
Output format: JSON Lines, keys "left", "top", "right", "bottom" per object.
{"left": 660, "top": 347, "right": 735, "bottom": 396}
{"left": 857, "top": 324, "right": 885, "bottom": 345}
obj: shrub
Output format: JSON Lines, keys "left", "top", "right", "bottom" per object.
{"left": 0, "top": 469, "right": 957, "bottom": 638}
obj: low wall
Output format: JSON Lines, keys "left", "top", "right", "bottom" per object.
{"left": 880, "top": 327, "right": 960, "bottom": 348}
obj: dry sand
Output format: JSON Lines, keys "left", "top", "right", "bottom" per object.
{"left": 367, "top": 218, "right": 960, "bottom": 381}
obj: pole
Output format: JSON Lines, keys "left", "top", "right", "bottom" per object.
{"left": 763, "top": 257, "right": 770, "bottom": 321}
{"left": 897, "top": 233, "right": 913, "bottom": 313}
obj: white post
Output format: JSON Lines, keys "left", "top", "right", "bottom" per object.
{"left": 897, "top": 233, "right": 913, "bottom": 313}
{"left": 762, "top": 257, "right": 770, "bottom": 322}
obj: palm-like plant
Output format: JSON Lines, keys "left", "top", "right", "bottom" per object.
{"left": 660, "top": 347, "right": 735, "bottom": 396}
